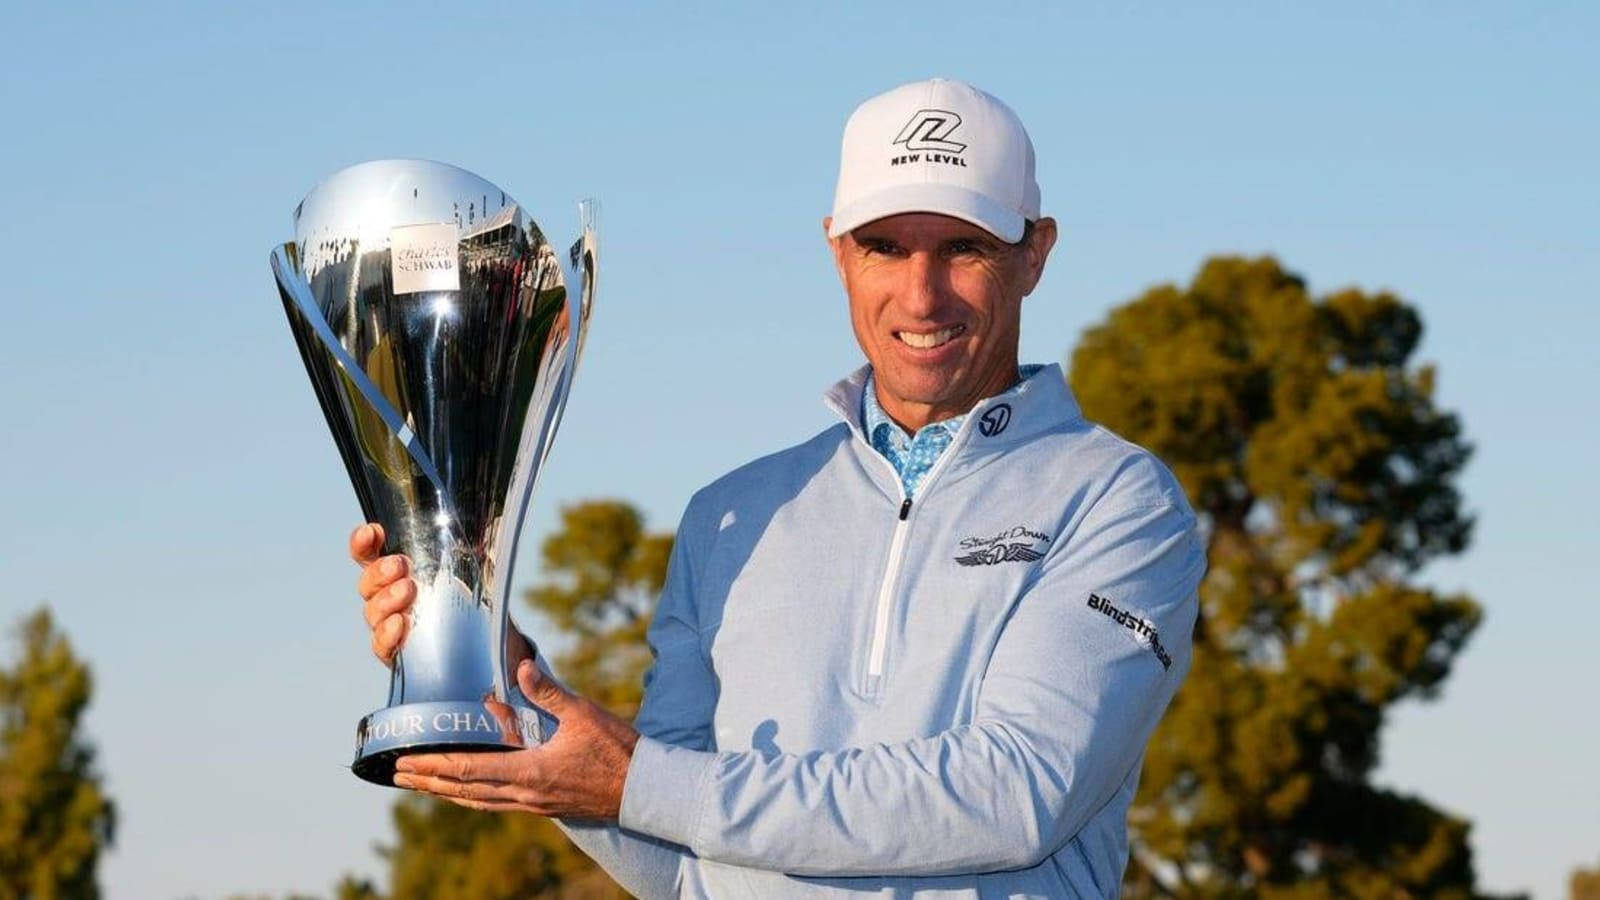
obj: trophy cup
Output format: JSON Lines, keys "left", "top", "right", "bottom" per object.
{"left": 270, "top": 159, "right": 596, "bottom": 785}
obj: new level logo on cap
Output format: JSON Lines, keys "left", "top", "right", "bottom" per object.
{"left": 893, "top": 109, "right": 969, "bottom": 155}
{"left": 890, "top": 109, "right": 969, "bottom": 168}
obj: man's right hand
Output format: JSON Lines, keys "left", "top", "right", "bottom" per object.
{"left": 350, "top": 523, "right": 416, "bottom": 666}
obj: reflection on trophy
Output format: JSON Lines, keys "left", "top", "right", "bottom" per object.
{"left": 270, "top": 160, "right": 596, "bottom": 785}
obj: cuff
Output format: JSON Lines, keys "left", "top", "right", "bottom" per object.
{"left": 618, "top": 735, "right": 716, "bottom": 849}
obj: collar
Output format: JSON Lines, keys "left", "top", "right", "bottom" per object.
{"left": 861, "top": 371, "right": 959, "bottom": 445}
{"left": 825, "top": 363, "right": 1079, "bottom": 447}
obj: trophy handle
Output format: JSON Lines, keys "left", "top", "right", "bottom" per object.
{"left": 485, "top": 201, "right": 599, "bottom": 727}
{"left": 541, "top": 199, "right": 598, "bottom": 477}
{"left": 270, "top": 243, "right": 453, "bottom": 518}
{"left": 564, "top": 199, "right": 599, "bottom": 370}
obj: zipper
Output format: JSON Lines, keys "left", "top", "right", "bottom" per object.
{"left": 865, "top": 501, "right": 914, "bottom": 684}
{"left": 858, "top": 425, "right": 971, "bottom": 691}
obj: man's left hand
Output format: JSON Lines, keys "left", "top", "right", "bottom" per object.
{"left": 393, "top": 660, "right": 640, "bottom": 821}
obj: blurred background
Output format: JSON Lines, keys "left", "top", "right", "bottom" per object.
{"left": 1, "top": 1, "right": 1595, "bottom": 897}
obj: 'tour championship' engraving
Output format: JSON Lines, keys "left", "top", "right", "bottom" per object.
{"left": 361, "top": 710, "right": 505, "bottom": 742}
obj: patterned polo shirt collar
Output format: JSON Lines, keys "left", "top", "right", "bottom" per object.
{"left": 861, "top": 364, "right": 1044, "bottom": 500}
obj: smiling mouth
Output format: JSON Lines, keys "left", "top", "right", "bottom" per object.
{"left": 895, "top": 324, "right": 966, "bottom": 349}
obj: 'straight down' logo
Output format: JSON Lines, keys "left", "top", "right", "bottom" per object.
{"left": 954, "top": 524, "right": 1051, "bottom": 567}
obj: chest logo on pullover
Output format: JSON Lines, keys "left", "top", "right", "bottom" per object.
{"left": 954, "top": 524, "right": 1050, "bottom": 566}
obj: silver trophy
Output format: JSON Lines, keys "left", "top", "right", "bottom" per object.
{"left": 270, "top": 159, "right": 596, "bottom": 785}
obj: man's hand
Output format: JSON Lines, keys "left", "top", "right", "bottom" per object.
{"left": 350, "top": 522, "right": 533, "bottom": 667}
{"left": 350, "top": 523, "right": 415, "bottom": 666}
{"left": 393, "top": 659, "right": 641, "bottom": 821}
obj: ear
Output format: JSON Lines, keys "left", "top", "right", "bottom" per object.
{"left": 823, "top": 216, "right": 849, "bottom": 285}
{"left": 1019, "top": 217, "right": 1058, "bottom": 297}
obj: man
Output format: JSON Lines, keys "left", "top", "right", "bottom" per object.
{"left": 351, "top": 78, "right": 1204, "bottom": 898}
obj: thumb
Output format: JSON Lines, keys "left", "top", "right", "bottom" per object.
{"left": 517, "top": 658, "right": 575, "bottom": 714}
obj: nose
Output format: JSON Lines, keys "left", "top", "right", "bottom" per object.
{"left": 899, "top": 251, "right": 945, "bottom": 320}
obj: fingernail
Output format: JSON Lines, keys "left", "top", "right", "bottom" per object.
{"left": 395, "top": 759, "right": 414, "bottom": 773}
{"left": 393, "top": 774, "right": 413, "bottom": 788}
{"left": 383, "top": 556, "right": 403, "bottom": 577}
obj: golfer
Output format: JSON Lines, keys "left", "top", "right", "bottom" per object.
{"left": 352, "top": 77, "right": 1204, "bottom": 898}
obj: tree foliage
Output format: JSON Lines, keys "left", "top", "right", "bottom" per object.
{"left": 357, "top": 501, "right": 672, "bottom": 899}
{"left": 524, "top": 501, "right": 673, "bottom": 720}
{"left": 1071, "top": 255, "right": 1488, "bottom": 897}
{"left": 1572, "top": 859, "right": 1600, "bottom": 900}
{"left": 0, "top": 608, "right": 116, "bottom": 900}
{"left": 377, "top": 794, "right": 614, "bottom": 899}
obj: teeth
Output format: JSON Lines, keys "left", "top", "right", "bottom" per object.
{"left": 897, "top": 325, "right": 963, "bottom": 349}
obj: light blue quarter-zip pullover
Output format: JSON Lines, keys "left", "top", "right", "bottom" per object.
{"left": 560, "top": 364, "right": 1205, "bottom": 898}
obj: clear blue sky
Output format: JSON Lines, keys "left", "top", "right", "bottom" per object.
{"left": 2, "top": 2, "right": 1595, "bottom": 897}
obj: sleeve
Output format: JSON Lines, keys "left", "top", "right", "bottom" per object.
{"left": 552, "top": 494, "right": 720, "bottom": 899}
{"left": 615, "top": 496, "right": 1205, "bottom": 877}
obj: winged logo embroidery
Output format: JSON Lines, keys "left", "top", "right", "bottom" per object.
{"left": 955, "top": 542, "right": 1045, "bottom": 567}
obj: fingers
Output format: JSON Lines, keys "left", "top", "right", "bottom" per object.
{"left": 392, "top": 772, "right": 550, "bottom": 814}
{"left": 371, "top": 612, "right": 409, "bottom": 666}
{"left": 394, "top": 771, "right": 505, "bottom": 794}
{"left": 441, "top": 795, "right": 536, "bottom": 813}
{"left": 357, "top": 552, "right": 411, "bottom": 602}
{"left": 364, "top": 574, "right": 416, "bottom": 666}
{"left": 398, "top": 751, "right": 518, "bottom": 782}
{"left": 363, "top": 577, "right": 417, "bottom": 629}
{"left": 517, "top": 659, "right": 575, "bottom": 715}
{"left": 481, "top": 696, "right": 524, "bottom": 744}
{"left": 351, "top": 522, "right": 411, "bottom": 608}
{"left": 348, "top": 523, "right": 386, "bottom": 565}
{"left": 350, "top": 524, "right": 413, "bottom": 666}
{"left": 439, "top": 794, "right": 529, "bottom": 813}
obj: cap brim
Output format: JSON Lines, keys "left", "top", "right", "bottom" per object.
{"left": 828, "top": 183, "right": 1026, "bottom": 243}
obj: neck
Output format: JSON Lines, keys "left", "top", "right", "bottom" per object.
{"left": 875, "top": 366, "right": 1023, "bottom": 434}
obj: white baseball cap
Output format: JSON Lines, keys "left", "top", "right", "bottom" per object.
{"left": 828, "top": 78, "right": 1040, "bottom": 243}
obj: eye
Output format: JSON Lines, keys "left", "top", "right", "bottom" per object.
{"left": 944, "top": 239, "right": 986, "bottom": 257}
{"left": 859, "top": 238, "right": 903, "bottom": 256}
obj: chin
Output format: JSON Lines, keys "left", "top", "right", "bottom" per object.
{"left": 877, "top": 373, "right": 958, "bottom": 407}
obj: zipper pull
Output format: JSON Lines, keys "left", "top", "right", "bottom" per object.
{"left": 898, "top": 498, "right": 913, "bottom": 520}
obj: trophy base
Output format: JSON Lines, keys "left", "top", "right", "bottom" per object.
{"left": 352, "top": 700, "right": 546, "bottom": 786}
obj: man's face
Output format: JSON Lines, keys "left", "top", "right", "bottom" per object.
{"left": 827, "top": 212, "right": 1057, "bottom": 431}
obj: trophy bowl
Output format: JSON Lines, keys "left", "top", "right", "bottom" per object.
{"left": 270, "top": 159, "right": 596, "bottom": 785}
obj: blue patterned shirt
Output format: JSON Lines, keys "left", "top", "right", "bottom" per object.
{"left": 862, "top": 365, "right": 1044, "bottom": 499}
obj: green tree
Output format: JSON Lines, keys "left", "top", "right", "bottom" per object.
{"left": 359, "top": 501, "right": 672, "bottom": 899}
{"left": 378, "top": 794, "right": 608, "bottom": 899}
{"left": 332, "top": 875, "right": 382, "bottom": 900}
{"left": 1572, "top": 859, "right": 1600, "bottom": 900}
{"left": 0, "top": 608, "right": 116, "bottom": 900}
{"left": 1070, "top": 256, "right": 1488, "bottom": 898}
{"left": 524, "top": 500, "right": 673, "bottom": 720}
